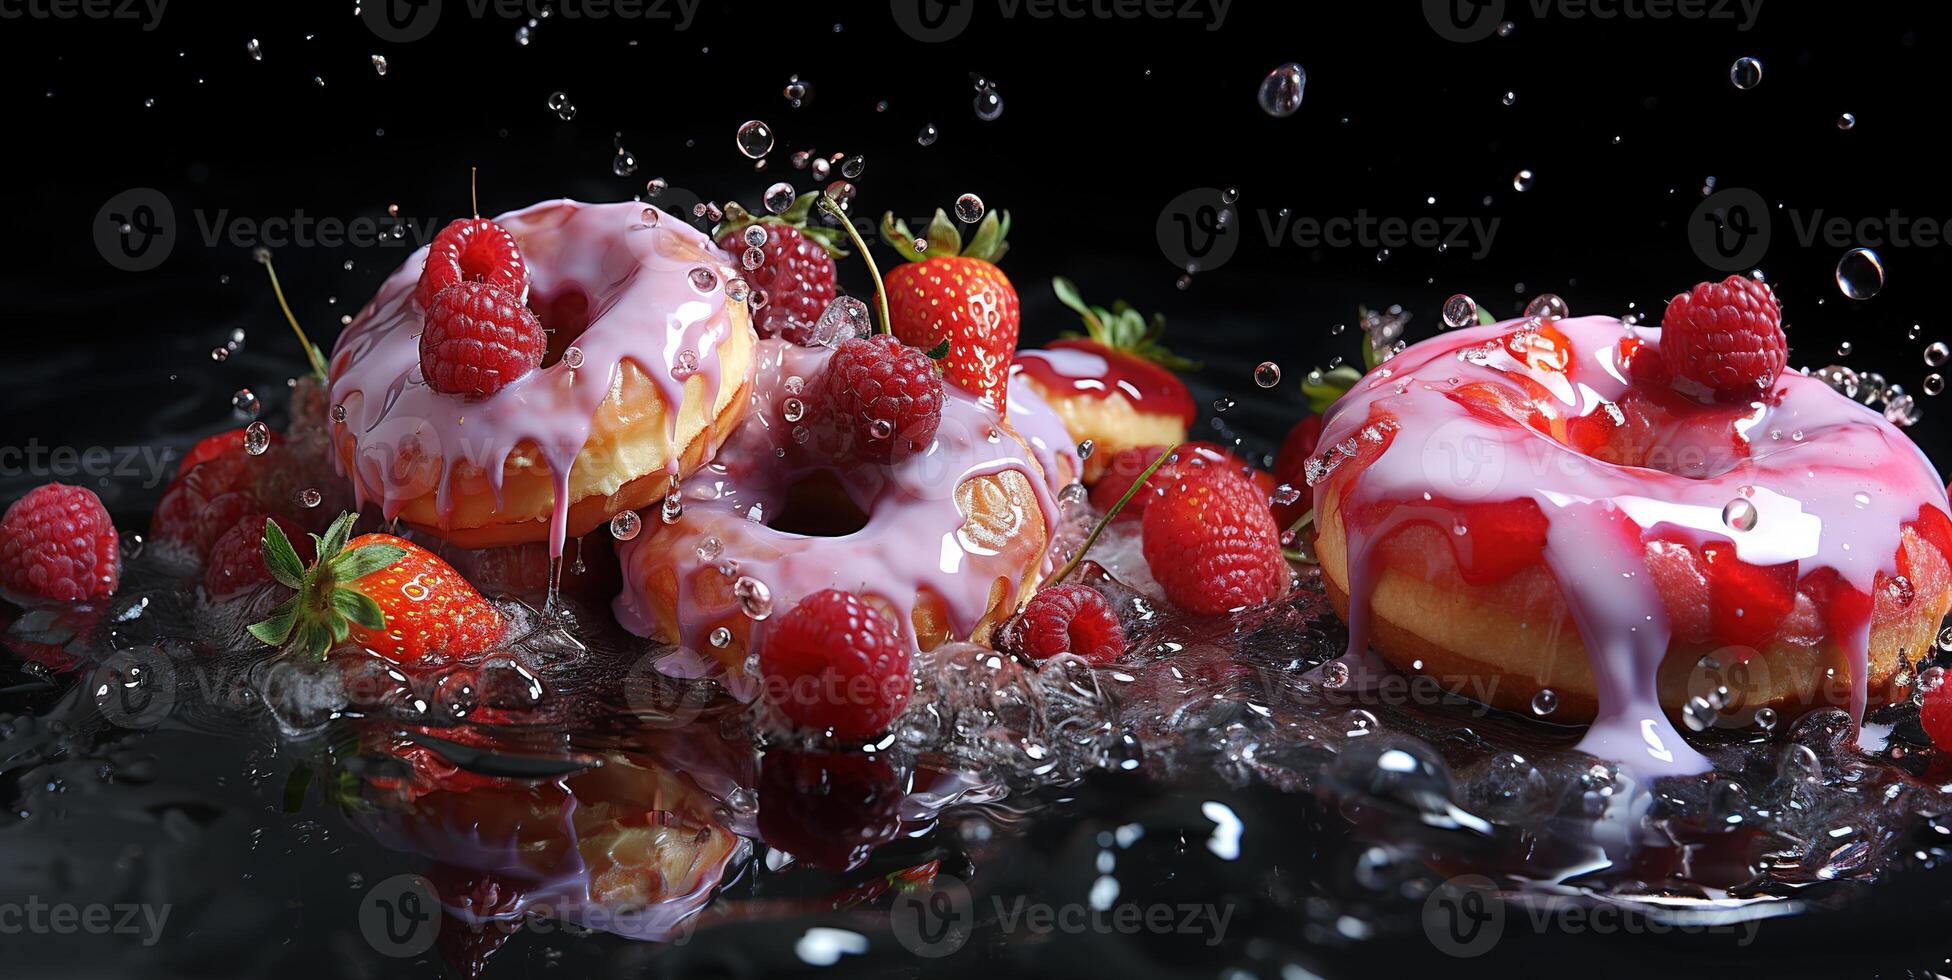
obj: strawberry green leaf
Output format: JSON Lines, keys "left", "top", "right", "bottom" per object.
{"left": 331, "top": 587, "right": 385, "bottom": 631}
{"left": 925, "top": 338, "right": 951, "bottom": 360}
{"left": 295, "top": 621, "right": 331, "bottom": 661}
{"left": 1051, "top": 276, "right": 1092, "bottom": 319}
{"left": 1476, "top": 305, "right": 1497, "bottom": 326}
{"left": 923, "top": 209, "right": 962, "bottom": 258}
{"left": 1304, "top": 366, "right": 1363, "bottom": 415}
{"left": 318, "top": 512, "right": 356, "bottom": 561}
{"left": 962, "top": 210, "right": 1009, "bottom": 263}
{"left": 262, "top": 519, "right": 306, "bottom": 589}
{"left": 325, "top": 542, "right": 406, "bottom": 583}
{"left": 247, "top": 595, "right": 300, "bottom": 647}
{"left": 1052, "top": 277, "right": 1200, "bottom": 371}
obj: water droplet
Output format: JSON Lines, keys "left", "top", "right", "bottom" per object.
{"left": 741, "top": 246, "right": 766, "bottom": 271}
{"left": 762, "top": 182, "right": 796, "bottom": 215}
{"left": 736, "top": 120, "right": 775, "bottom": 159}
{"left": 611, "top": 145, "right": 638, "bottom": 177}
{"left": 696, "top": 536, "right": 723, "bottom": 561}
{"left": 725, "top": 278, "right": 750, "bottom": 303}
{"left": 1927, "top": 374, "right": 1945, "bottom": 397}
{"left": 1531, "top": 688, "right": 1558, "bottom": 716}
{"left": 1722, "top": 498, "right": 1758, "bottom": 532}
{"left": 973, "top": 88, "right": 1004, "bottom": 121}
{"left": 783, "top": 75, "right": 811, "bottom": 106}
{"left": 1272, "top": 484, "right": 1301, "bottom": 506}
{"left": 370, "top": 54, "right": 388, "bottom": 76}
{"left": 673, "top": 349, "right": 700, "bottom": 379}
{"left": 1254, "top": 362, "right": 1281, "bottom": 387}
{"left": 709, "top": 626, "right": 733, "bottom": 648}
{"left": 1925, "top": 342, "right": 1950, "bottom": 367}
{"left": 1322, "top": 658, "right": 1350, "bottom": 689}
{"left": 733, "top": 576, "right": 773, "bottom": 619}
{"left": 869, "top": 418, "right": 893, "bottom": 440}
{"left": 689, "top": 267, "right": 718, "bottom": 292}
{"left": 1836, "top": 248, "right": 1884, "bottom": 299}
{"left": 1077, "top": 439, "right": 1095, "bottom": 460}
{"left": 1523, "top": 293, "right": 1568, "bottom": 319}
{"left": 1753, "top": 706, "right": 1777, "bottom": 731}
{"left": 1441, "top": 294, "right": 1478, "bottom": 329}
{"left": 841, "top": 155, "right": 866, "bottom": 179}
{"left": 562, "top": 346, "right": 584, "bottom": 369}
{"left": 209, "top": 346, "right": 230, "bottom": 362}
{"left": 243, "top": 421, "right": 271, "bottom": 456}
{"left": 782, "top": 397, "right": 805, "bottom": 422}
{"left": 1885, "top": 392, "right": 1921, "bottom": 426}
{"left": 1501, "top": 90, "right": 1516, "bottom": 106}
{"left": 1729, "top": 56, "right": 1763, "bottom": 90}
{"left": 546, "top": 91, "right": 577, "bottom": 121}
{"left": 1512, "top": 169, "right": 1535, "bottom": 192}
{"left": 810, "top": 158, "right": 831, "bottom": 180}
{"left": 232, "top": 388, "right": 260, "bottom": 419}
{"left": 917, "top": 123, "right": 939, "bottom": 146}
{"left": 610, "top": 510, "right": 642, "bottom": 541}
{"left": 954, "top": 193, "right": 985, "bottom": 223}
{"left": 1257, "top": 62, "right": 1306, "bottom": 118}
{"left": 661, "top": 486, "right": 684, "bottom": 524}
{"left": 823, "top": 180, "right": 856, "bottom": 209}
{"left": 246, "top": 38, "right": 262, "bottom": 60}
{"left": 299, "top": 488, "right": 323, "bottom": 509}
{"left": 643, "top": 177, "right": 667, "bottom": 199}
{"left": 1837, "top": 112, "right": 1857, "bottom": 131}
{"left": 330, "top": 404, "right": 347, "bottom": 423}
{"left": 809, "top": 296, "right": 872, "bottom": 347}
{"left": 1682, "top": 695, "right": 1716, "bottom": 732}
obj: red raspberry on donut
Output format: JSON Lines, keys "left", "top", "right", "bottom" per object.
{"left": 759, "top": 589, "right": 910, "bottom": 741}
{"left": 0, "top": 484, "right": 120, "bottom": 602}
{"left": 419, "top": 281, "right": 547, "bottom": 398}
{"left": 1141, "top": 466, "right": 1289, "bottom": 615}
{"left": 1004, "top": 583, "right": 1125, "bottom": 663}
{"left": 713, "top": 195, "right": 842, "bottom": 345}
{"left": 1660, "top": 275, "right": 1787, "bottom": 400}
{"left": 821, "top": 334, "right": 944, "bottom": 463}
{"left": 415, "top": 217, "right": 529, "bottom": 310}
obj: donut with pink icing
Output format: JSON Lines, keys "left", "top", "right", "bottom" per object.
{"left": 1308, "top": 314, "right": 1952, "bottom": 774}
{"left": 613, "top": 338, "right": 1061, "bottom": 686}
{"left": 327, "top": 200, "right": 757, "bottom": 553}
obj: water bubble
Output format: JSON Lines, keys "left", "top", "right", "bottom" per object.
{"left": 330, "top": 404, "right": 347, "bottom": 423}
{"left": 1322, "top": 659, "right": 1350, "bottom": 689}
{"left": 733, "top": 576, "right": 773, "bottom": 620}
{"left": 917, "top": 123, "right": 939, "bottom": 146}
{"left": 611, "top": 145, "right": 639, "bottom": 177}
{"left": 1441, "top": 294, "right": 1478, "bottom": 329}
{"left": 823, "top": 180, "right": 856, "bottom": 209}
{"left": 1837, "top": 112, "right": 1857, "bottom": 131}
{"left": 1729, "top": 56, "right": 1763, "bottom": 90}
{"left": 1837, "top": 341, "right": 1854, "bottom": 358}
{"left": 689, "top": 267, "right": 718, "bottom": 292}
{"left": 562, "top": 346, "right": 584, "bottom": 369}
{"left": 725, "top": 278, "right": 750, "bottom": 303}
{"left": 661, "top": 486, "right": 684, "bottom": 524}
{"left": 1257, "top": 62, "right": 1306, "bottom": 117}
{"left": 782, "top": 397, "right": 806, "bottom": 422}
{"left": 243, "top": 421, "right": 271, "bottom": 456}
{"left": 1512, "top": 169, "right": 1535, "bottom": 192}
{"left": 1927, "top": 374, "right": 1945, "bottom": 397}
{"left": 299, "top": 488, "right": 323, "bottom": 509}
{"left": 841, "top": 155, "right": 866, "bottom": 179}
{"left": 870, "top": 418, "right": 893, "bottom": 440}
{"left": 644, "top": 177, "right": 667, "bottom": 199}
{"left": 1885, "top": 393, "right": 1921, "bottom": 427}
{"left": 709, "top": 626, "right": 733, "bottom": 648}
{"left": 742, "top": 246, "right": 765, "bottom": 271}
{"left": 736, "top": 120, "right": 775, "bottom": 159}
{"left": 209, "top": 346, "right": 230, "bottom": 362}
{"left": 1077, "top": 439, "right": 1095, "bottom": 460}
{"left": 1682, "top": 696, "right": 1716, "bottom": 732}
{"left": 737, "top": 225, "right": 768, "bottom": 250}
{"left": 546, "top": 91, "right": 577, "bottom": 121}
{"left": 696, "top": 536, "right": 722, "bottom": 562}
{"left": 1501, "top": 91, "right": 1516, "bottom": 106}
{"left": 370, "top": 55, "right": 389, "bottom": 76}
{"left": 246, "top": 38, "right": 262, "bottom": 60}
{"left": 762, "top": 182, "right": 796, "bottom": 215}
{"left": 973, "top": 89, "right": 1004, "bottom": 121}
{"left": 809, "top": 296, "right": 873, "bottom": 347}
{"left": 673, "top": 349, "right": 699, "bottom": 378}
{"left": 954, "top": 193, "right": 985, "bottom": 223}
{"left": 1254, "top": 362, "right": 1281, "bottom": 387}
{"left": 1530, "top": 689, "right": 1558, "bottom": 716}
{"left": 1523, "top": 293, "right": 1569, "bottom": 319}
{"left": 783, "top": 75, "right": 811, "bottom": 106}
{"left": 1754, "top": 706, "right": 1777, "bottom": 731}
{"left": 231, "top": 388, "right": 260, "bottom": 419}
{"left": 1836, "top": 248, "right": 1884, "bottom": 299}
{"left": 608, "top": 510, "right": 642, "bottom": 541}
{"left": 1721, "top": 498, "right": 1759, "bottom": 532}
{"left": 1926, "top": 342, "right": 1949, "bottom": 367}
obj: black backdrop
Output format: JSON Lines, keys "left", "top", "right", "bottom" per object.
{"left": 4, "top": 1, "right": 1950, "bottom": 512}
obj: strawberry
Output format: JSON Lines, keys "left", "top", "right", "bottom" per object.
{"left": 713, "top": 193, "right": 846, "bottom": 345}
{"left": 879, "top": 208, "right": 1019, "bottom": 412}
{"left": 1141, "top": 466, "right": 1289, "bottom": 615}
{"left": 247, "top": 512, "right": 505, "bottom": 666}
{"left": 1659, "top": 274, "right": 1788, "bottom": 400}
{"left": 1049, "top": 275, "right": 1198, "bottom": 420}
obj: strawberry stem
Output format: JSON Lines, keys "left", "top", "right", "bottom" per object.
{"left": 1045, "top": 442, "right": 1179, "bottom": 587}
{"left": 256, "top": 249, "right": 329, "bottom": 381}
{"left": 814, "top": 194, "right": 890, "bottom": 336}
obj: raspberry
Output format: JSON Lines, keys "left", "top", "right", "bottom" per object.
{"left": 714, "top": 223, "right": 836, "bottom": 344}
{"left": 759, "top": 589, "right": 911, "bottom": 741}
{"left": 1660, "top": 275, "right": 1787, "bottom": 399}
{"left": 1271, "top": 414, "right": 1322, "bottom": 529}
{"left": 419, "top": 281, "right": 546, "bottom": 397}
{"left": 820, "top": 334, "right": 944, "bottom": 463}
{"left": 1089, "top": 442, "right": 1272, "bottom": 521}
{"left": 0, "top": 484, "right": 120, "bottom": 602}
{"left": 204, "top": 513, "right": 309, "bottom": 597}
{"left": 1141, "top": 466, "right": 1289, "bottom": 615}
{"left": 1007, "top": 584, "right": 1125, "bottom": 663}
{"left": 757, "top": 749, "right": 902, "bottom": 870}
{"left": 415, "top": 218, "right": 528, "bottom": 310}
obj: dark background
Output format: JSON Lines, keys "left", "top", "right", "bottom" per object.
{"left": 4, "top": 0, "right": 1949, "bottom": 512}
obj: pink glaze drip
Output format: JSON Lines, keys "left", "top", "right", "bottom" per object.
{"left": 327, "top": 200, "right": 744, "bottom": 556}
{"left": 613, "top": 339, "right": 1061, "bottom": 678}
{"left": 1006, "top": 371, "right": 1084, "bottom": 496}
{"left": 1312, "top": 315, "right": 1950, "bottom": 775}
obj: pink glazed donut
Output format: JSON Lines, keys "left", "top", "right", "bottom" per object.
{"left": 1308, "top": 314, "right": 1952, "bottom": 774}
{"left": 327, "top": 200, "right": 757, "bottom": 553}
{"left": 613, "top": 338, "right": 1063, "bottom": 683}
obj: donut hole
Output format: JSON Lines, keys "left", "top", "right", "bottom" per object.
{"left": 531, "top": 287, "right": 593, "bottom": 367}
{"left": 768, "top": 472, "right": 870, "bottom": 537}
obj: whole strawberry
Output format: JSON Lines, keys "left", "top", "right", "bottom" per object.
{"left": 1660, "top": 274, "right": 1787, "bottom": 400}
{"left": 1141, "top": 466, "right": 1289, "bottom": 615}
{"left": 714, "top": 194, "right": 845, "bottom": 345}
{"left": 0, "top": 484, "right": 119, "bottom": 602}
{"left": 1050, "top": 275, "right": 1198, "bottom": 419}
{"left": 879, "top": 208, "right": 1019, "bottom": 413}
{"left": 248, "top": 512, "right": 505, "bottom": 666}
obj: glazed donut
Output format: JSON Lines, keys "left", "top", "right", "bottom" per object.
{"left": 1308, "top": 314, "right": 1952, "bottom": 773}
{"left": 1012, "top": 341, "right": 1193, "bottom": 482}
{"left": 614, "top": 338, "right": 1058, "bottom": 684}
{"left": 328, "top": 200, "right": 756, "bottom": 551}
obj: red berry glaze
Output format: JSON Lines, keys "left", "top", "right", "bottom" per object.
{"left": 821, "top": 334, "right": 944, "bottom": 462}
{"left": 1141, "top": 466, "right": 1289, "bottom": 615}
{"left": 0, "top": 484, "right": 120, "bottom": 602}
{"left": 759, "top": 589, "right": 910, "bottom": 741}
{"left": 419, "top": 281, "right": 547, "bottom": 398}
{"left": 416, "top": 218, "right": 528, "bottom": 310}
{"left": 713, "top": 223, "right": 837, "bottom": 345}
{"left": 1009, "top": 584, "right": 1125, "bottom": 663}
{"left": 1660, "top": 275, "right": 1787, "bottom": 399}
